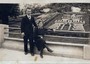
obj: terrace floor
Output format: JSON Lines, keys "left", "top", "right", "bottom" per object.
{"left": 0, "top": 48, "right": 90, "bottom": 64}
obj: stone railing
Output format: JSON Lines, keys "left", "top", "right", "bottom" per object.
{"left": 1, "top": 23, "right": 90, "bottom": 60}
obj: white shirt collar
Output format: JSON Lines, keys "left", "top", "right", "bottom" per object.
{"left": 27, "top": 15, "right": 31, "bottom": 19}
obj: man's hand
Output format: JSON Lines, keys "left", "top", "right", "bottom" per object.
{"left": 21, "top": 32, "right": 24, "bottom": 36}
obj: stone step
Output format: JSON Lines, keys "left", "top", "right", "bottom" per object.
{"left": 44, "top": 35, "right": 89, "bottom": 44}
{"left": 4, "top": 37, "right": 86, "bottom": 46}
{"left": 2, "top": 37, "right": 86, "bottom": 59}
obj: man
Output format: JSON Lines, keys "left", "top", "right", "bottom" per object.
{"left": 21, "top": 8, "right": 38, "bottom": 56}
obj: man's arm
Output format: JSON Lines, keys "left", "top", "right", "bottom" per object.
{"left": 32, "top": 17, "right": 38, "bottom": 28}
{"left": 21, "top": 18, "right": 25, "bottom": 33}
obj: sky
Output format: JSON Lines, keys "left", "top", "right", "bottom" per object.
{"left": 19, "top": 3, "right": 48, "bottom": 10}
{"left": 0, "top": 0, "right": 90, "bottom": 3}
{"left": 0, "top": 0, "right": 90, "bottom": 9}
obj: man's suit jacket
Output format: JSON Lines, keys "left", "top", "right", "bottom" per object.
{"left": 21, "top": 15, "right": 38, "bottom": 34}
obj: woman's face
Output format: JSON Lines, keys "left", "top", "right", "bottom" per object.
{"left": 26, "top": 9, "right": 32, "bottom": 15}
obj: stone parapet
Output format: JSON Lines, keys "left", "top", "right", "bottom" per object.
{"left": 0, "top": 24, "right": 5, "bottom": 48}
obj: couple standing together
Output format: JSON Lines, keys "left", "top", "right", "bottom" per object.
{"left": 21, "top": 8, "right": 53, "bottom": 57}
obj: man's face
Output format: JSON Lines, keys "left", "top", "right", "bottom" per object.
{"left": 26, "top": 9, "right": 32, "bottom": 15}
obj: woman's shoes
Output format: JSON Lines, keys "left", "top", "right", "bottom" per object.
{"left": 47, "top": 49, "right": 53, "bottom": 53}
{"left": 40, "top": 53, "right": 43, "bottom": 58}
{"left": 31, "top": 53, "right": 35, "bottom": 56}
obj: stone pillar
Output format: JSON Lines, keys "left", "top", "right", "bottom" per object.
{"left": 83, "top": 24, "right": 90, "bottom": 59}
{"left": 83, "top": 45, "right": 90, "bottom": 60}
{"left": 88, "top": 33, "right": 90, "bottom": 44}
{"left": 0, "top": 24, "right": 4, "bottom": 48}
{"left": 2, "top": 24, "right": 9, "bottom": 37}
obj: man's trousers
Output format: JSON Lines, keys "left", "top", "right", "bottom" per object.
{"left": 23, "top": 34, "right": 34, "bottom": 53}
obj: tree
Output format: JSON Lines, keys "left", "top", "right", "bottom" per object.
{"left": 0, "top": 4, "right": 20, "bottom": 25}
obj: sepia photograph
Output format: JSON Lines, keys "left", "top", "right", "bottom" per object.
{"left": 0, "top": 0, "right": 90, "bottom": 64}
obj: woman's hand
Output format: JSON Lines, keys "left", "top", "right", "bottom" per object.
{"left": 21, "top": 32, "right": 24, "bottom": 36}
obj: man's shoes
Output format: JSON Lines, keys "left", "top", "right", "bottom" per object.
{"left": 24, "top": 52, "right": 28, "bottom": 55}
{"left": 31, "top": 53, "right": 35, "bottom": 56}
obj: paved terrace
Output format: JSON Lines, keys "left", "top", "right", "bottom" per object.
{"left": 0, "top": 48, "right": 90, "bottom": 64}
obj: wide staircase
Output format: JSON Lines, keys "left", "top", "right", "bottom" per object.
{"left": 1, "top": 13, "right": 90, "bottom": 60}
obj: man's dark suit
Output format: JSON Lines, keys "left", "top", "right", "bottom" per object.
{"left": 21, "top": 15, "right": 38, "bottom": 54}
